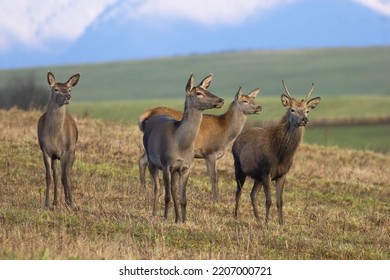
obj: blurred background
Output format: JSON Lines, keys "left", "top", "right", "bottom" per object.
{"left": 0, "top": 0, "right": 389, "bottom": 152}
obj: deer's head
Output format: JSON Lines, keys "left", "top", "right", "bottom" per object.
{"left": 234, "top": 87, "right": 262, "bottom": 115}
{"left": 47, "top": 71, "right": 80, "bottom": 107}
{"left": 281, "top": 81, "right": 321, "bottom": 127}
{"left": 185, "top": 73, "right": 224, "bottom": 110}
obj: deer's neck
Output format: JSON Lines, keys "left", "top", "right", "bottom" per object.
{"left": 221, "top": 102, "right": 247, "bottom": 141}
{"left": 273, "top": 115, "right": 304, "bottom": 161}
{"left": 176, "top": 101, "right": 203, "bottom": 149}
{"left": 44, "top": 100, "right": 66, "bottom": 137}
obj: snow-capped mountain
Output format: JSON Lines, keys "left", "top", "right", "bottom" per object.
{"left": 0, "top": 0, "right": 389, "bottom": 69}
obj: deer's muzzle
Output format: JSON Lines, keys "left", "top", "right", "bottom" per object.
{"left": 299, "top": 117, "right": 308, "bottom": 126}
{"left": 214, "top": 98, "right": 224, "bottom": 108}
{"left": 63, "top": 93, "right": 71, "bottom": 104}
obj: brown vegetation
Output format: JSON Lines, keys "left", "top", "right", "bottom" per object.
{"left": 0, "top": 109, "right": 389, "bottom": 259}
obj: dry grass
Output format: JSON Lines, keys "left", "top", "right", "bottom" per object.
{"left": 0, "top": 108, "right": 389, "bottom": 260}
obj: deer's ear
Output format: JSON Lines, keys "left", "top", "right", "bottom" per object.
{"left": 185, "top": 73, "right": 194, "bottom": 95}
{"left": 248, "top": 88, "right": 260, "bottom": 98}
{"left": 307, "top": 97, "right": 321, "bottom": 110}
{"left": 199, "top": 73, "right": 213, "bottom": 89}
{"left": 47, "top": 71, "right": 56, "bottom": 87}
{"left": 234, "top": 87, "right": 243, "bottom": 101}
{"left": 67, "top": 73, "right": 80, "bottom": 88}
{"left": 281, "top": 94, "right": 291, "bottom": 108}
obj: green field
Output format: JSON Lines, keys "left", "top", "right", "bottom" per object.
{"left": 68, "top": 96, "right": 390, "bottom": 124}
{"left": 305, "top": 125, "right": 390, "bottom": 153}
{"left": 1, "top": 47, "right": 390, "bottom": 101}
{"left": 66, "top": 96, "right": 390, "bottom": 153}
{"left": 1, "top": 47, "right": 389, "bottom": 153}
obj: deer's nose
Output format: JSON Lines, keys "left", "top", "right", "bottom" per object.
{"left": 300, "top": 116, "right": 309, "bottom": 126}
{"left": 215, "top": 98, "right": 224, "bottom": 108}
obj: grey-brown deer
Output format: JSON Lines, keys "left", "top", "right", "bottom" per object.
{"left": 138, "top": 87, "right": 262, "bottom": 201}
{"left": 141, "top": 73, "right": 224, "bottom": 223}
{"left": 37, "top": 71, "right": 80, "bottom": 208}
{"left": 232, "top": 81, "right": 321, "bottom": 225}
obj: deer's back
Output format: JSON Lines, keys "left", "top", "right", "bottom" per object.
{"left": 139, "top": 107, "right": 182, "bottom": 131}
{"left": 140, "top": 106, "right": 230, "bottom": 158}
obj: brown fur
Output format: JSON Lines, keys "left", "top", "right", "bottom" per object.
{"left": 139, "top": 87, "right": 261, "bottom": 201}
{"left": 37, "top": 71, "right": 80, "bottom": 208}
{"left": 232, "top": 82, "right": 321, "bottom": 225}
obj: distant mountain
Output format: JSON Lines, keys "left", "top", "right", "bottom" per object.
{"left": 1, "top": 0, "right": 389, "bottom": 69}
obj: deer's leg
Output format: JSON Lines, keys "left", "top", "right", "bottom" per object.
{"left": 169, "top": 170, "right": 179, "bottom": 223}
{"left": 162, "top": 167, "right": 174, "bottom": 220}
{"left": 43, "top": 153, "right": 52, "bottom": 208}
{"left": 61, "top": 153, "right": 74, "bottom": 208}
{"left": 262, "top": 176, "right": 272, "bottom": 224}
{"left": 179, "top": 168, "right": 190, "bottom": 223}
{"left": 51, "top": 159, "right": 59, "bottom": 207}
{"left": 234, "top": 165, "right": 247, "bottom": 219}
{"left": 250, "top": 180, "right": 262, "bottom": 222}
{"left": 276, "top": 175, "right": 286, "bottom": 225}
{"left": 138, "top": 152, "right": 148, "bottom": 189}
{"left": 148, "top": 163, "right": 160, "bottom": 217}
{"left": 68, "top": 151, "right": 76, "bottom": 207}
{"left": 205, "top": 153, "right": 219, "bottom": 202}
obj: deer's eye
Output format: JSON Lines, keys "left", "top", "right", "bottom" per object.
{"left": 243, "top": 100, "right": 248, "bottom": 104}
{"left": 54, "top": 88, "right": 60, "bottom": 93}
{"left": 290, "top": 108, "right": 295, "bottom": 113}
{"left": 196, "top": 92, "right": 204, "bottom": 98}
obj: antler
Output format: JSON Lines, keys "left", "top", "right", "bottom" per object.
{"left": 282, "top": 80, "right": 292, "bottom": 98}
{"left": 305, "top": 82, "right": 315, "bottom": 101}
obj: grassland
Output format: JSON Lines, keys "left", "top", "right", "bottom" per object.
{"left": 66, "top": 95, "right": 390, "bottom": 153}
{"left": 305, "top": 124, "right": 390, "bottom": 153}
{"left": 68, "top": 96, "right": 390, "bottom": 124}
{"left": 1, "top": 47, "right": 390, "bottom": 101}
{"left": 1, "top": 109, "right": 389, "bottom": 260}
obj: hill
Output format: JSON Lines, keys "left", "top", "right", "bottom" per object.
{"left": 1, "top": 0, "right": 389, "bottom": 69}
{"left": 0, "top": 47, "right": 390, "bottom": 102}
{"left": 0, "top": 109, "right": 389, "bottom": 259}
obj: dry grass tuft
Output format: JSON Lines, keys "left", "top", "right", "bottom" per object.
{"left": 0, "top": 109, "right": 389, "bottom": 260}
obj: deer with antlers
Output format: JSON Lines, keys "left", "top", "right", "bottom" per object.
{"left": 232, "top": 81, "right": 321, "bottom": 225}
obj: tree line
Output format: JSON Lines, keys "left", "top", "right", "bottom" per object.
{"left": 0, "top": 75, "right": 48, "bottom": 110}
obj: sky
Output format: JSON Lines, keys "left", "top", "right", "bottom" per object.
{"left": 0, "top": 0, "right": 390, "bottom": 69}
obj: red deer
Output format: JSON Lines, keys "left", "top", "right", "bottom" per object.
{"left": 138, "top": 87, "right": 262, "bottom": 201}
{"left": 232, "top": 81, "right": 321, "bottom": 225}
{"left": 141, "top": 74, "right": 224, "bottom": 223}
{"left": 37, "top": 71, "right": 80, "bottom": 208}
